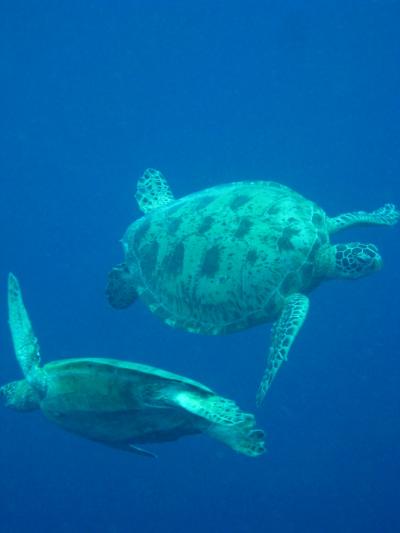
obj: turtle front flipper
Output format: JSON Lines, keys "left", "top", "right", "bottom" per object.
{"left": 106, "top": 263, "right": 138, "bottom": 309}
{"left": 256, "top": 293, "right": 309, "bottom": 405}
{"left": 328, "top": 203, "right": 400, "bottom": 234}
{"left": 135, "top": 168, "right": 175, "bottom": 214}
{"left": 8, "top": 274, "right": 42, "bottom": 380}
{"left": 7, "top": 273, "right": 46, "bottom": 397}
{"left": 173, "top": 390, "right": 266, "bottom": 457}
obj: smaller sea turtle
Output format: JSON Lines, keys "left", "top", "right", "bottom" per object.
{"left": 1, "top": 274, "right": 265, "bottom": 458}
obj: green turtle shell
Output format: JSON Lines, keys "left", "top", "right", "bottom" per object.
{"left": 124, "top": 181, "right": 329, "bottom": 334}
{"left": 40, "top": 358, "right": 212, "bottom": 444}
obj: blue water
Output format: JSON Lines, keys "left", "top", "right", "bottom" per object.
{"left": 1, "top": 2, "right": 399, "bottom": 532}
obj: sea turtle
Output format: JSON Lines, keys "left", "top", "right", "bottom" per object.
{"left": 107, "top": 168, "right": 399, "bottom": 405}
{"left": 1, "top": 273, "right": 265, "bottom": 458}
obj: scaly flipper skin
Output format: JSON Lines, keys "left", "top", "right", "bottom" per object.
{"left": 257, "top": 293, "right": 310, "bottom": 405}
{"left": 175, "top": 391, "right": 253, "bottom": 426}
{"left": 173, "top": 390, "right": 265, "bottom": 457}
{"left": 8, "top": 273, "right": 41, "bottom": 379}
{"left": 135, "top": 168, "right": 175, "bottom": 214}
{"left": 328, "top": 203, "right": 400, "bottom": 234}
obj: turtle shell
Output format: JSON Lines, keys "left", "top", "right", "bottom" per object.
{"left": 40, "top": 358, "right": 212, "bottom": 444}
{"left": 124, "top": 181, "right": 329, "bottom": 334}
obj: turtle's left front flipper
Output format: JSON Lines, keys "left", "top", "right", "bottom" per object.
{"left": 257, "top": 293, "right": 309, "bottom": 405}
{"left": 7, "top": 273, "right": 45, "bottom": 394}
{"left": 328, "top": 203, "right": 400, "bottom": 234}
{"left": 174, "top": 391, "right": 266, "bottom": 457}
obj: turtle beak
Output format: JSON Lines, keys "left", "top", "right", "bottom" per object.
{"left": 356, "top": 244, "right": 382, "bottom": 276}
{"left": 363, "top": 244, "right": 383, "bottom": 272}
{"left": 372, "top": 254, "right": 383, "bottom": 271}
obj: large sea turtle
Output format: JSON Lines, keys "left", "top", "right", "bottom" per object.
{"left": 1, "top": 274, "right": 265, "bottom": 457}
{"left": 107, "top": 168, "right": 399, "bottom": 404}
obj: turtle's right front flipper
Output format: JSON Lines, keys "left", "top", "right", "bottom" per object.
{"left": 8, "top": 273, "right": 41, "bottom": 379}
{"left": 257, "top": 293, "right": 309, "bottom": 405}
{"left": 174, "top": 391, "right": 266, "bottom": 457}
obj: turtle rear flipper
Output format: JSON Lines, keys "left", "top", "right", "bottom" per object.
{"left": 106, "top": 441, "right": 157, "bottom": 458}
{"left": 173, "top": 390, "right": 266, "bottom": 457}
{"left": 106, "top": 263, "right": 138, "bottom": 309}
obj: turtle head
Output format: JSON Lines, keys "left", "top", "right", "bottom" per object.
{"left": 0, "top": 379, "right": 40, "bottom": 411}
{"left": 316, "top": 242, "right": 383, "bottom": 280}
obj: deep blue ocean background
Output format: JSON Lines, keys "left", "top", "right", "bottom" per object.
{"left": 1, "top": 2, "right": 399, "bottom": 532}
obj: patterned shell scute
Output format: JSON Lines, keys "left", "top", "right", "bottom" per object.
{"left": 125, "top": 181, "right": 328, "bottom": 334}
